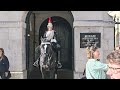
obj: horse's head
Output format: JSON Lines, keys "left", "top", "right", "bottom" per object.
{"left": 40, "top": 41, "right": 54, "bottom": 70}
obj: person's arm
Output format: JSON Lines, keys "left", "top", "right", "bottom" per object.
{"left": 4, "top": 56, "right": 9, "bottom": 71}
{"left": 92, "top": 61, "right": 108, "bottom": 71}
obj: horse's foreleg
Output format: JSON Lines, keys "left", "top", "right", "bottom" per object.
{"left": 50, "top": 68, "right": 55, "bottom": 79}
{"left": 40, "top": 67, "right": 44, "bottom": 79}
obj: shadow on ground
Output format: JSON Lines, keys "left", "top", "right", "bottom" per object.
{"left": 28, "top": 67, "right": 73, "bottom": 79}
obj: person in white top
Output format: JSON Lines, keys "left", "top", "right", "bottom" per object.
{"left": 44, "top": 17, "right": 56, "bottom": 42}
{"left": 43, "top": 17, "right": 60, "bottom": 51}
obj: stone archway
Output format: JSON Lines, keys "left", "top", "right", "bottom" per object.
{"left": 24, "top": 11, "right": 74, "bottom": 79}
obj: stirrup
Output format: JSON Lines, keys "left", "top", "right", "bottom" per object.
{"left": 33, "top": 60, "right": 39, "bottom": 67}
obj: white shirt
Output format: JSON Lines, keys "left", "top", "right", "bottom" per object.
{"left": 45, "top": 30, "right": 55, "bottom": 41}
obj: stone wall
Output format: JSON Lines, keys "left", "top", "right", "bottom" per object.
{"left": 0, "top": 20, "right": 27, "bottom": 79}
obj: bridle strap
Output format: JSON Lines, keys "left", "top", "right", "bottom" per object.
{"left": 40, "top": 42, "right": 53, "bottom": 67}
{"left": 41, "top": 42, "right": 51, "bottom": 45}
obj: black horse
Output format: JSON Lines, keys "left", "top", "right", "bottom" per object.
{"left": 33, "top": 37, "right": 62, "bottom": 79}
{"left": 38, "top": 38, "right": 58, "bottom": 79}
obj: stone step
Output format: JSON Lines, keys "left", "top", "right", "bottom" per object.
{"left": 57, "top": 69, "right": 73, "bottom": 79}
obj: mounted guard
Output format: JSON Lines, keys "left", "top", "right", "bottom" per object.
{"left": 33, "top": 17, "right": 62, "bottom": 79}
{"left": 43, "top": 17, "right": 62, "bottom": 69}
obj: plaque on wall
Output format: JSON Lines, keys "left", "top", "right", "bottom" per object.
{"left": 80, "top": 33, "right": 101, "bottom": 48}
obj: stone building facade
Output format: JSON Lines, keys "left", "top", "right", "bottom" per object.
{"left": 0, "top": 11, "right": 114, "bottom": 79}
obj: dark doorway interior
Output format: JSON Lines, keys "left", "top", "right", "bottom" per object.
{"left": 40, "top": 16, "right": 72, "bottom": 69}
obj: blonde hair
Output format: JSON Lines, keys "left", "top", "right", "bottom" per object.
{"left": 86, "top": 47, "right": 91, "bottom": 59}
{"left": 86, "top": 46, "right": 98, "bottom": 59}
{"left": 115, "top": 45, "right": 120, "bottom": 50}
{"left": 107, "top": 50, "right": 120, "bottom": 64}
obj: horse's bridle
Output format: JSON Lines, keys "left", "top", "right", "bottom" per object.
{"left": 40, "top": 42, "right": 54, "bottom": 69}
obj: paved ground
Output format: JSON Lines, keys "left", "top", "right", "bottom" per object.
{"left": 28, "top": 67, "right": 73, "bottom": 79}
{"left": 57, "top": 69, "right": 73, "bottom": 79}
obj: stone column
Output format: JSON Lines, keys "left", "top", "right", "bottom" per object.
{"left": 0, "top": 21, "right": 27, "bottom": 79}
{"left": 0, "top": 11, "right": 27, "bottom": 79}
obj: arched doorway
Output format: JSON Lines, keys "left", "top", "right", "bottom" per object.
{"left": 25, "top": 11, "right": 74, "bottom": 79}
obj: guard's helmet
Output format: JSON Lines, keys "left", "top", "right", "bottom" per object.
{"left": 47, "top": 17, "right": 53, "bottom": 28}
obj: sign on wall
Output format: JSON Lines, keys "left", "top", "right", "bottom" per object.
{"left": 80, "top": 33, "right": 101, "bottom": 48}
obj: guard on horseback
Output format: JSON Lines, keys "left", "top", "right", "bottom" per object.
{"left": 43, "top": 17, "right": 61, "bottom": 52}
{"left": 44, "top": 17, "right": 62, "bottom": 68}
{"left": 33, "top": 17, "right": 62, "bottom": 78}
